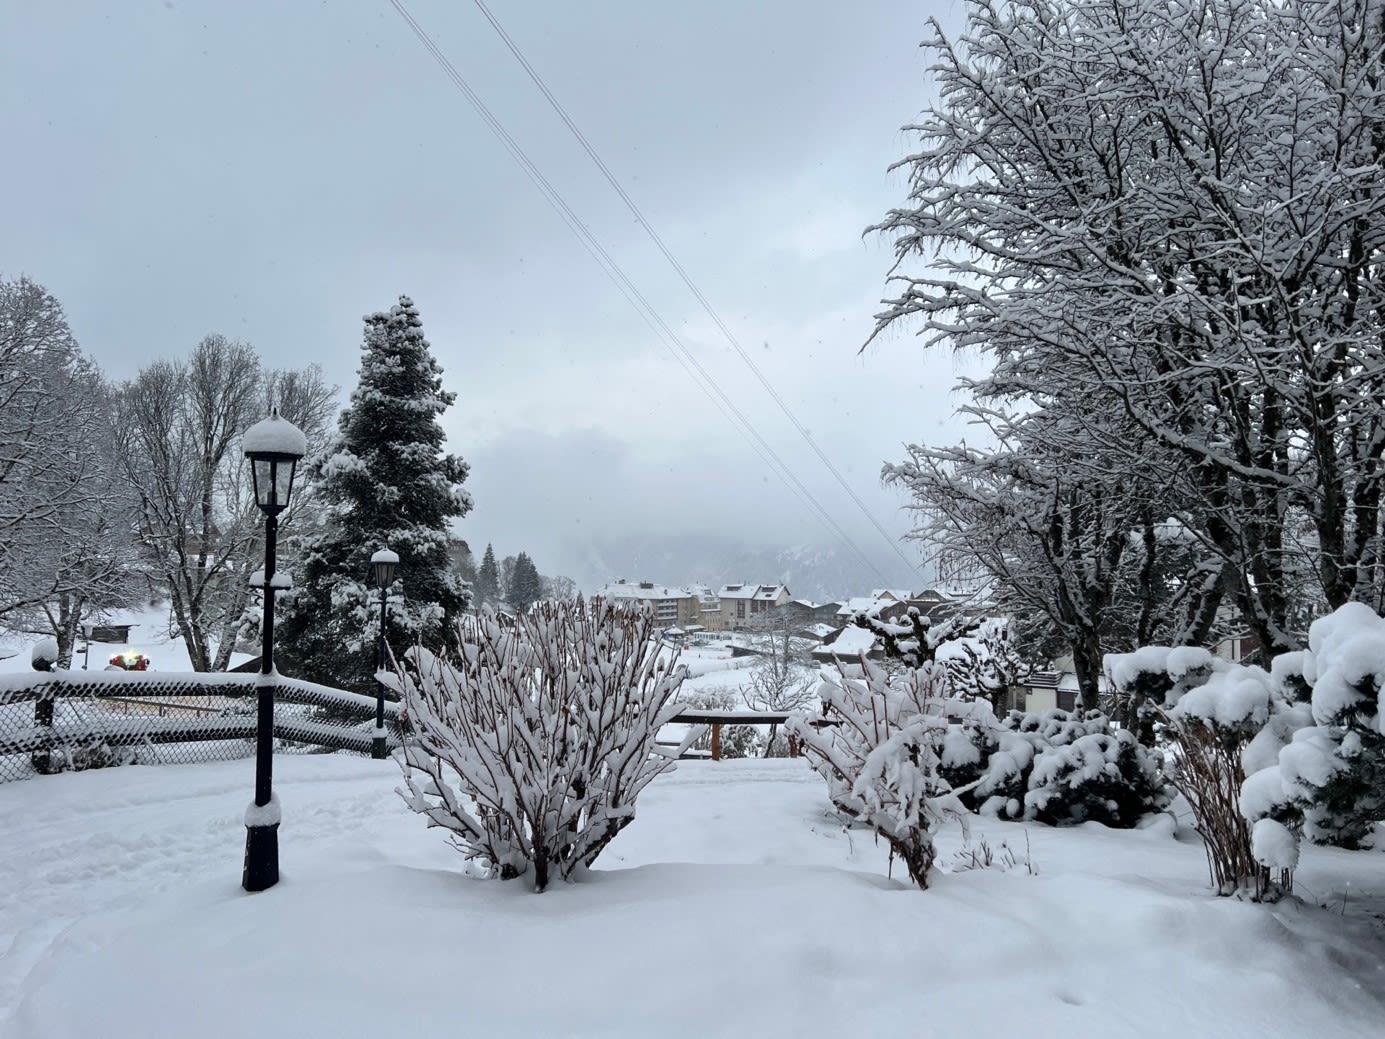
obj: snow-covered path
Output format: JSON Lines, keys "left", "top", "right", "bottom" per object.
{"left": 2, "top": 755, "right": 1384, "bottom": 1038}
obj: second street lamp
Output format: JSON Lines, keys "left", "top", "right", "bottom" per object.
{"left": 370, "top": 548, "right": 399, "bottom": 760}
{"left": 242, "top": 408, "right": 306, "bottom": 893}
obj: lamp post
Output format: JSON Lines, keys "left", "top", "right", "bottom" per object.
{"left": 370, "top": 548, "right": 399, "bottom": 760}
{"left": 242, "top": 408, "right": 306, "bottom": 893}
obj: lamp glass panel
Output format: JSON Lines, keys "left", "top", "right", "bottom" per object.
{"left": 274, "top": 459, "right": 296, "bottom": 510}
{"left": 252, "top": 458, "right": 273, "bottom": 508}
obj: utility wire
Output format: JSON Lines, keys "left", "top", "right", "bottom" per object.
{"left": 387, "top": 0, "right": 895, "bottom": 585}
{"left": 468, "top": 0, "right": 922, "bottom": 581}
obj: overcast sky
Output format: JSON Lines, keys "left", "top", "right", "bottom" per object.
{"left": 3, "top": 0, "right": 980, "bottom": 591}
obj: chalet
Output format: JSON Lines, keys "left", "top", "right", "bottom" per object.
{"left": 907, "top": 588, "right": 961, "bottom": 622}
{"left": 1213, "top": 631, "right": 1261, "bottom": 665}
{"left": 811, "top": 623, "right": 884, "bottom": 663}
{"left": 774, "top": 598, "right": 840, "bottom": 628}
{"left": 835, "top": 592, "right": 910, "bottom": 625}
{"left": 1016, "top": 669, "right": 1108, "bottom": 714}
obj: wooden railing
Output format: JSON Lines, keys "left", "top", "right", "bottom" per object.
{"left": 665, "top": 710, "right": 837, "bottom": 760}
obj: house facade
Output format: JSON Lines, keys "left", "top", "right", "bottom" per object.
{"left": 591, "top": 580, "right": 702, "bottom": 628}
{"left": 774, "top": 599, "right": 841, "bottom": 629}
{"left": 690, "top": 584, "right": 724, "bottom": 632}
{"left": 718, "top": 583, "right": 791, "bottom": 630}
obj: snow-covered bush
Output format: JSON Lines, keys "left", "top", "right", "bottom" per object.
{"left": 1163, "top": 664, "right": 1299, "bottom": 898}
{"left": 786, "top": 659, "right": 978, "bottom": 888}
{"left": 1026, "top": 728, "right": 1167, "bottom": 827}
{"left": 1104, "top": 645, "right": 1217, "bottom": 741}
{"left": 392, "top": 600, "right": 700, "bottom": 892}
{"left": 32, "top": 738, "right": 137, "bottom": 776}
{"left": 973, "top": 709, "right": 1168, "bottom": 827}
{"left": 1096, "top": 604, "right": 1385, "bottom": 895}
{"left": 935, "top": 713, "right": 996, "bottom": 808}
{"left": 1277, "top": 604, "right": 1385, "bottom": 849}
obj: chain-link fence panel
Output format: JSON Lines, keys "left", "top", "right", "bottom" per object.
{"left": 0, "top": 670, "right": 406, "bottom": 784}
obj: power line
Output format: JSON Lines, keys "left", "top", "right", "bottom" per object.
{"left": 386, "top": 0, "right": 896, "bottom": 585}
{"left": 467, "top": 0, "right": 922, "bottom": 581}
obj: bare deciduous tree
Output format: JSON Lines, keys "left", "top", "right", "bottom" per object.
{"left": 115, "top": 336, "right": 334, "bottom": 670}
{"left": 743, "top": 619, "right": 817, "bottom": 752}
{"left": 0, "top": 278, "right": 143, "bottom": 655}
{"left": 871, "top": 0, "right": 1385, "bottom": 654}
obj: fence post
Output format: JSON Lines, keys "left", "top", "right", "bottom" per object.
{"left": 31, "top": 675, "right": 55, "bottom": 775}
{"left": 711, "top": 723, "right": 721, "bottom": 761}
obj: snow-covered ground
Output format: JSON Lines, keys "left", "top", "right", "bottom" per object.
{"left": 3, "top": 752, "right": 1385, "bottom": 1038}
{"left": 5, "top": 620, "right": 1385, "bottom": 1036}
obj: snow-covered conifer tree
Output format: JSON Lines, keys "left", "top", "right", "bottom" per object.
{"left": 278, "top": 295, "right": 471, "bottom": 690}
{"left": 507, "top": 552, "right": 542, "bottom": 614}
{"left": 475, "top": 543, "right": 500, "bottom": 608}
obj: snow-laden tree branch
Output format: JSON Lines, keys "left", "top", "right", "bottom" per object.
{"left": 113, "top": 336, "right": 336, "bottom": 672}
{"left": 870, "top": 0, "right": 1385, "bottom": 655}
{"left": 0, "top": 277, "right": 144, "bottom": 654}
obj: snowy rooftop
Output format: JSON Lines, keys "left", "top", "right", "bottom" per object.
{"left": 815, "top": 624, "right": 878, "bottom": 657}
{"left": 836, "top": 596, "right": 900, "bottom": 617}
{"left": 718, "top": 583, "right": 788, "bottom": 601}
{"left": 593, "top": 581, "right": 692, "bottom": 602}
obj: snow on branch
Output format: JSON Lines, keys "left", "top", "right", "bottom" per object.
{"left": 787, "top": 658, "right": 980, "bottom": 888}
{"left": 393, "top": 599, "right": 700, "bottom": 891}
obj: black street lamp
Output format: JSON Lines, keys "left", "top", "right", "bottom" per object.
{"left": 242, "top": 408, "right": 306, "bottom": 893}
{"left": 370, "top": 548, "right": 399, "bottom": 760}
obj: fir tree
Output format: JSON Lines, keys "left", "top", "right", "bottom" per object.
{"left": 277, "top": 295, "right": 472, "bottom": 691}
{"left": 476, "top": 544, "right": 499, "bottom": 608}
{"left": 509, "top": 553, "right": 543, "bottom": 615}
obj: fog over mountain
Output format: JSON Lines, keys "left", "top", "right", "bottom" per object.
{"left": 558, "top": 533, "right": 926, "bottom": 603}
{"left": 458, "top": 428, "right": 930, "bottom": 604}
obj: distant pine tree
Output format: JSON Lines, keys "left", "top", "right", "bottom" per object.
{"left": 476, "top": 544, "right": 500, "bottom": 608}
{"left": 278, "top": 295, "right": 472, "bottom": 691}
{"left": 509, "top": 553, "right": 543, "bottom": 615}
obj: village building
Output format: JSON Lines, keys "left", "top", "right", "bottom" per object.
{"left": 717, "top": 583, "right": 791, "bottom": 630}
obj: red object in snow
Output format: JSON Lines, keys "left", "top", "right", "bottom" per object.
{"left": 108, "top": 651, "right": 151, "bottom": 671}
